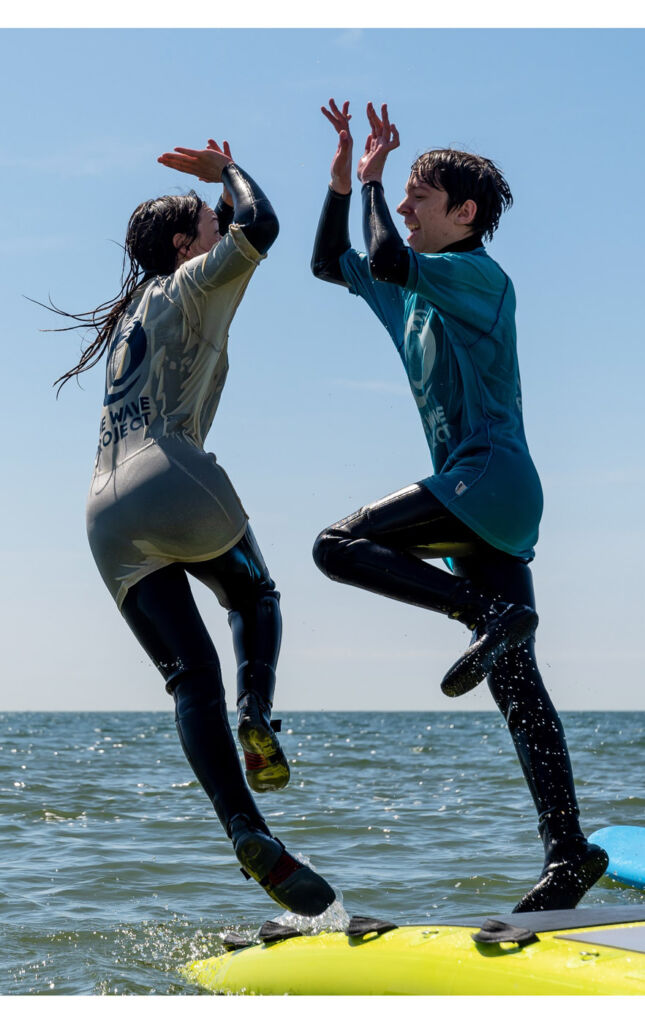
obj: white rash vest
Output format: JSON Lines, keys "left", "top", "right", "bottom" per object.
{"left": 86, "top": 224, "right": 265, "bottom": 609}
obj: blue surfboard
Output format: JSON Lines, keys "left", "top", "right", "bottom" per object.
{"left": 589, "top": 826, "right": 645, "bottom": 890}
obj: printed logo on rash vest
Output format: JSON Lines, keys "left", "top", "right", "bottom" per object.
{"left": 406, "top": 311, "right": 452, "bottom": 446}
{"left": 103, "top": 319, "right": 147, "bottom": 406}
{"left": 100, "top": 319, "right": 152, "bottom": 449}
{"left": 100, "top": 396, "right": 152, "bottom": 449}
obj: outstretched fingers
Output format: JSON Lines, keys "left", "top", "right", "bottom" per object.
{"left": 321, "top": 105, "right": 337, "bottom": 128}
{"left": 322, "top": 97, "right": 352, "bottom": 134}
{"left": 366, "top": 101, "right": 382, "bottom": 134}
{"left": 366, "top": 102, "right": 398, "bottom": 150}
{"left": 206, "top": 139, "right": 232, "bottom": 158}
{"left": 328, "top": 98, "right": 351, "bottom": 122}
{"left": 157, "top": 152, "right": 198, "bottom": 173}
{"left": 333, "top": 98, "right": 351, "bottom": 122}
{"left": 355, "top": 104, "right": 399, "bottom": 185}
{"left": 158, "top": 143, "right": 232, "bottom": 183}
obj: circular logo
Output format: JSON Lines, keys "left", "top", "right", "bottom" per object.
{"left": 406, "top": 311, "right": 437, "bottom": 413}
{"left": 104, "top": 319, "right": 147, "bottom": 406}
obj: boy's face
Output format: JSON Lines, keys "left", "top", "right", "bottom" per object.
{"left": 396, "top": 178, "right": 475, "bottom": 254}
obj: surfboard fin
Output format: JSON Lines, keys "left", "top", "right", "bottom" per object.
{"left": 472, "top": 918, "right": 539, "bottom": 947}
{"left": 347, "top": 916, "right": 398, "bottom": 938}
{"left": 258, "top": 920, "right": 304, "bottom": 944}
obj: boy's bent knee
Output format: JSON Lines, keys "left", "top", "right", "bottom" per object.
{"left": 312, "top": 527, "right": 354, "bottom": 578}
{"left": 312, "top": 529, "right": 333, "bottom": 575}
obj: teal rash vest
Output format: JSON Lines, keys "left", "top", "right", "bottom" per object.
{"left": 339, "top": 245, "right": 543, "bottom": 561}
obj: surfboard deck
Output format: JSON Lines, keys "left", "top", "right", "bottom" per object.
{"left": 183, "top": 907, "right": 645, "bottom": 995}
{"left": 589, "top": 826, "right": 645, "bottom": 890}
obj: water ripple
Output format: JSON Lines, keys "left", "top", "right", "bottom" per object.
{"left": 1, "top": 710, "right": 643, "bottom": 993}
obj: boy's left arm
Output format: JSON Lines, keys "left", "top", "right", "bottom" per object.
{"left": 361, "top": 180, "right": 410, "bottom": 286}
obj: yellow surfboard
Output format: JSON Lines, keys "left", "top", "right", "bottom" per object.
{"left": 183, "top": 908, "right": 645, "bottom": 995}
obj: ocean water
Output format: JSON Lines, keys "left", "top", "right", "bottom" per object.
{"left": 1, "top": 709, "right": 644, "bottom": 995}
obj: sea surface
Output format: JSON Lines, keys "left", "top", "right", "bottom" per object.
{"left": 1, "top": 709, "right": 644, "bottom": 995}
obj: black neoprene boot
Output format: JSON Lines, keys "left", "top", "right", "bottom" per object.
{"left": 512, "top": 820, "right": 608, "bottom": 913}
{"left": 441, "top": 600, "right": 539, "bottom": 697}
{"left": 229, "top": 813, "right": 335, "bottom": 917}
{"left": 237, "top": 691, "right": 290, "bottom": 793}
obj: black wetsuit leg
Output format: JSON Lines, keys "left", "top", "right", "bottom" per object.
{"left": 449, "top": 550, "right": 582, "bottom": 839}
{"left": 121, "top": 532, "right": 335, "bottom": 915}
{"left": 314, "top": 483, "right": 584, "bottom": 845}
{"left": 449, "top": 550, "right": 609, "bottom": 909}
{"left": 185, "top": 526, "right": 281, "bottom": 709}
{"left": 185, "top": 528, "right": 290, "bottom": 793}
{"left": 120, "top": 559, "right": 267, "bottom": 837}
{"left": 313, "top": 482, "right": 506, "bottom": 624}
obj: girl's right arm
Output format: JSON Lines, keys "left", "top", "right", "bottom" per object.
{"left": 311, "top": 99, "right": 354, "bottom": 286}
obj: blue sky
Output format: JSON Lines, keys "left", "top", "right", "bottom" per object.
{"left": 1, "top": 26, "right": 643, "bottom": 711}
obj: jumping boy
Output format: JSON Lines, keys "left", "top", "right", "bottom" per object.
{"left": 311, "top": 99, "right": 607, "bottom": 912}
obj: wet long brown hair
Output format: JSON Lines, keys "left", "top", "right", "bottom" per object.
{"left": 49, "top": 191, "right": 203, "bottom": 394}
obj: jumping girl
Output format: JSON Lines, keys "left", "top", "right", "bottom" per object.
{"left": 53, "top": 138, "right": 335, "bottom": 918}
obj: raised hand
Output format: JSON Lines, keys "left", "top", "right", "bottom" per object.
{"left": 157, "top": 139, "right": 233, "bottom": 183}
{"left": 356, "top": 103, "right": 400, "bottom": 185}
{"left": 321, "top": 98, "right": 353, "bottom": 195}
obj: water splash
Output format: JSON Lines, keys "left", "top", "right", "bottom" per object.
{"left": 266, "top": 848, "right": 350, "bottom": 935}
{"left": 269, "top": 897, "right": 350, "bottom": 936}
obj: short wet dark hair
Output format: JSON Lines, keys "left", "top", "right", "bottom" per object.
{"left": 410, "top": 149, "right": 513, "bottom": 241}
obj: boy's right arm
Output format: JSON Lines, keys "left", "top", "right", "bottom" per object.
{"left": 311, "top": 99, "right": 354, "bottom": 286}
{"left": 311, "top": 99, "right": 405, "bottom": 341}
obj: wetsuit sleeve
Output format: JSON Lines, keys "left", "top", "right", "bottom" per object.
{"left": 311, "top": 187, "right": 352, "bottom": 286}
{"left": 361, "top": 181, "right": 410, "bottom": 286}
{"left": 311, "top": 186, "right": 406, "bottom": 346}
{"left": 214, "top": 195, "right": 234, "bottom": 236}
{"left": 220, "top": 163, "right": 279, "bottom": 256}
{"left": 407, "top": 250, "right": 510, "bottom": 333}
